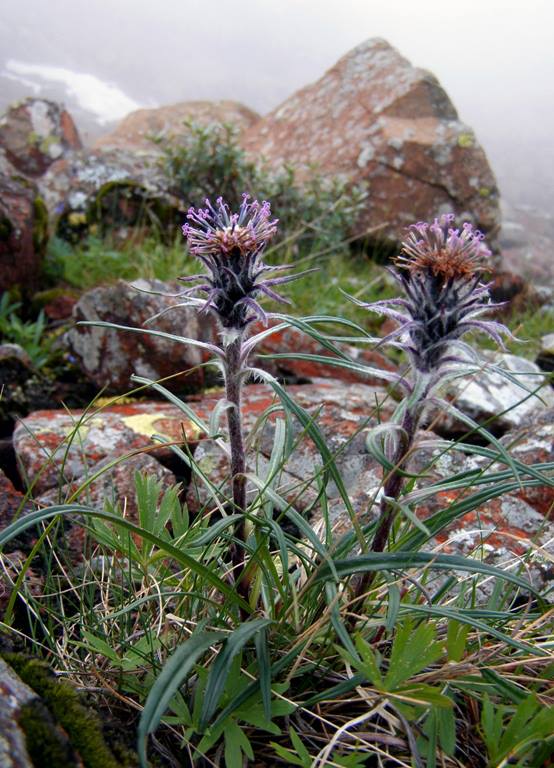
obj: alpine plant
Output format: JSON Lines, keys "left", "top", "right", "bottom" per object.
{"left": 351, "top": 214, "right": 512, "bottom": 604}
{"left": 182, "top": 195, "right": 311, "bottom": 598}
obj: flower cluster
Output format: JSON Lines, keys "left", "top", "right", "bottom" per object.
{"left": 181, "top": 194, "right": 306, "bottom": 331}
{"left": 365, "top": 215, "right": 507, "bottom": 374}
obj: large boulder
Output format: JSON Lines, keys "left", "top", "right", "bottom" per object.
{"left": 66, "top": 279, "right": 219, "bottom": 394}
{"left": 0, "top": 173, "right": 48, "bottom": 291}
{"left": 241, "top": 38, "right": 500, "bottom": 247}
{"left": 0, "top": 98, "right": 81, "bottom": 177}
{"left": 94, "top": 100, "right": 260, "bottom": 152}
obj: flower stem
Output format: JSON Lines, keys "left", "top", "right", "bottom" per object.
{"left": 224, "top": 336, "right": 249, "bottom": 607}
{"left": 351, "top": 378, "right": 429, "bottom": 617}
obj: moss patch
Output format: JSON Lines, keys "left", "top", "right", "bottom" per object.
{"left": 3, "top": 653, "right": 136, "bottom": 768}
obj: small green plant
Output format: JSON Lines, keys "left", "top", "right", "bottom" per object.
{"left": 159, "top": 120, "right": 367, "bottom": 255}
{"left": 480, "top": 693, "right": 554, "bottom": 766}
{"left": 0, "top": 292, "right": 59, "bottom": 369}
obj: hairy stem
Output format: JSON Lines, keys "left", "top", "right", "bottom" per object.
{"left": 351, "top": 376, "right": 430, "bottom": 616}
{"left": 224, "top": 335, "right": 249, "bottom": 607}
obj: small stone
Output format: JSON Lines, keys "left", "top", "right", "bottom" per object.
{"left": 434, "top": 353, "right": 554, "bottom": 435}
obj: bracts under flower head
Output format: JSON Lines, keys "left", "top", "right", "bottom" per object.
{"left": 181, "top": 194, "right": 311, "bottom": 332}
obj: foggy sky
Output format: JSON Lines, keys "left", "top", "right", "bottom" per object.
{"left": 1, "top": 0, "right": 553, "bottom": 210}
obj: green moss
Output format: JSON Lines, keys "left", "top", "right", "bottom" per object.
{"left": 26, "top": 130, "right": 40, "bottom": 147}
{"left": 3, "top": 653, "right": 134, "bottom": 768}
{"left": 18, "top": 699, "right": 79, "bottom": 768}
{"left": 32, "top": 197, "right": 49, "bottom": 256}
{"left": 38, "top": 135, "right": 61, "bottom": 155}
{"left": 479, "top": 186, "right": 491, "bottom": 197}
{"left": 457, "top": 132, "right": 475, "bottom": 148}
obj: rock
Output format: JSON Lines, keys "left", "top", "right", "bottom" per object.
{"left": 0, "top": 174, "right": 48, "bottom": 291}
{"left": 0, "top": 98, "right": 81, "bottom": 178}
{"left": 499, "top": 200, "right": 554, "bottom": 286}
{"left": 241, "top": 38, "right": 500, "bottom": 247}
{"left": 0, "top": 550, "right": 45, "bottom": 620}
{"left": 32, "top": 288, "right": 79, "bottom": 322}
{"left": 94, "top": 100, "right": 260, "bottom": 152}
{"left": 35, "top": 453, "right": 177, "bottom": 563}
{"left": 0, "top": 468, "right": 34, "bottom": 534}
{"left": 430, "top": 493, "right": 553, "bottom": 597}
{"left": 0, "top": 345, "right": 46, "bottom": 430}
{"left": 66, "top": 279, "right": 219, "bottom": 394}
{"left": 13, "top": 400, "right": 197, "bottom": 495}
{"left": 500, "top": 407, "right": 554, "bottom": 518}
{"left": 0, "top": 657, "right": 36, "bottom": 767}
{"left": 38, "top": 147, "right": 176, "bottom": 239}
{"left": 13, "top": 380, "right": 392, "bottom": 501}
{"left": 536, "top": 333, "right": 554, "bottom": 374}
{"left": 433, "top": 353, "right": 554, "bottom": 436}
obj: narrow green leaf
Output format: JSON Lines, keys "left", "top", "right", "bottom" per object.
{"left": 314, "top": 551, "right": 542, "bottom": 598}
{"left": 200, "top": 619, "right": 273, "bottom": 729}
{"left": 138, "top": 630, "right": 224, "bottom": 767}
{"left": 255, "top": 627, "right": 272, "bottom": 722}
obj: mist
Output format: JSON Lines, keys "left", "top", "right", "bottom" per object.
{"left": 1, "top": 0, "right": 553, "bottom": 211}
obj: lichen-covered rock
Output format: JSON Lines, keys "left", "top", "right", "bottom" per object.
{"left": 34, "top": 453, "right": 177, "bottom": 564}
{"left": 241, "top": 38, "right": 500, "bottom": 248}
{"left": 429, "top": 493, "right": 553, "bottom": 597}
{"left": 0, "top": 551, "right": 44, "bottom": 621}
{"left": 13, "top": 401, "right": 198, "bottom": 495}
{"left": 94, "top": 100, "right": 260, "bottom": 152}
{"left": 0, "top": 98, "right": 81, "bottom": 177}
{"left": 13, "top": 380, "right": 392, "bottom": 502}
{"left": 66, "top": 279, "right": 219, "bottom": 394}
{"left": 500, "top": 406, "right": 554, "bottom": 518}
{"left": 434, "top": 353, "right": 554, "bottom": 436}
{"left": 0, "top": 174, "right": 48, "bottom": 291}
{"left": 37, "top": 147, "right": 176, "bottom": 238}
{"left": 187, "top": 378, "right": 393, "bottom": 532}
{"left": 0, "top": 468, "right": 34, "bottom": 533}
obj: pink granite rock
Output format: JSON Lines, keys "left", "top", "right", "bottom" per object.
{"left": 94, "top": 100, "right": 259, "bottom": 152}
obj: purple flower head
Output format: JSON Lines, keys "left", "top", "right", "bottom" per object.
{"left": 356, "top": 214, "right": 510, "bottom": 375}
{"left": 181, "top": 194, "right": 311, "bottom": 331}
{"left": 396, "top": 215, "right": 491, "bottom": 281}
